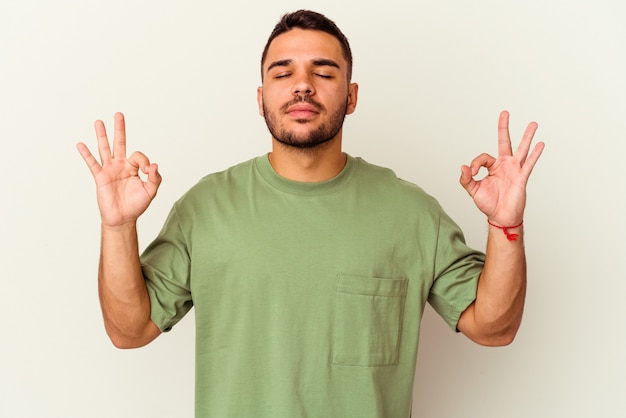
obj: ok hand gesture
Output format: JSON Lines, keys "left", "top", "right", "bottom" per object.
{"left": 76, "top": 113, "right": 162, "bottom": 228}
{"left": 459, "top": 111, "right": 544, "bottom": 227}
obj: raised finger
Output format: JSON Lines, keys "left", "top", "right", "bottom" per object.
{"left": 522, "top": 141, "right": 545, "bottom": 176}
{"left": 112, "top": 112, "right": 127, "bottom": 159}
{"left": 76, "top": 142, "right": 102, "bottom": 178}
{"left": 94, "top": 119, "right": 112, "bottom": 163}
{"left": 514, "top": 121, "right": 538, "bottom": 165}
{"left": 497, "top": 110, "right": 513, "bottom": 157}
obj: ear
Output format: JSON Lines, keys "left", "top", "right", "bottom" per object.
{"left": 257, "top": 86, "right": 264, "bottom": 117}
{"left": 345, "top": 82, "right": 359, "bottom": 115}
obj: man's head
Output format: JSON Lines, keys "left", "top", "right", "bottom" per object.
{"left": 261, "top": 10, "right": 353, "bottom": 82}
{"left": 258, "top": 10, "right": 358, "bottom": 150}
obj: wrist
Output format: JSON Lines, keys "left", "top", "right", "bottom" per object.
{"left": 487, "top": 219, "right": 523, "bottom": 241}
{"left": 101, "top": 221, "right": 138, "bottom": 234}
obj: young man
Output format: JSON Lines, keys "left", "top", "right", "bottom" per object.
{"left": 77, "top": 10, "right": 544, "bottom": 418}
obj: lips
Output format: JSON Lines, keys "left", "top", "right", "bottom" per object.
{"left": 286, "top": 103, "right": 320, "bottom": 119}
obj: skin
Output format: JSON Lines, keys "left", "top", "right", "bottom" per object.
{"left": 457, "top": 111, "right": 544, "bottom": 345}
{"left": 76, "top": 114, "right": 161, "bottom": 347}
{"left": 257, "top": 28, "right": 358, "bottom": 182}
{"left": 77, "top": 28, "right": 544, "bottom": 348}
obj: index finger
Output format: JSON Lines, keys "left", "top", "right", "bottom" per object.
{"left": 112, "top": 112, "right": 127, "bottom": 159}
{"left": 497, "top": 110, "right": 513, "bottom": 157}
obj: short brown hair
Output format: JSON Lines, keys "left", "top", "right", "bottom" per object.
{"left": 261, "top": 10, "right": 353, "bottom": 81}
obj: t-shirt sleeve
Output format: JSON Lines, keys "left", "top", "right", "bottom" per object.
{"left": 427, "top": 208, "right": 485, "bottom": 331}
{"left": 140, "top": 204, "right": 193, "bottom": 332}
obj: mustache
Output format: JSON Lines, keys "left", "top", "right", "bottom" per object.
{"left": 280, "top": 94, "right": 324, "bottom": 113}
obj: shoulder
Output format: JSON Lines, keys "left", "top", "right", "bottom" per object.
{"left": 173, "top": 157, "right": 259, "bottom": 208}
{"left": 197, "top": 157, "right": 257, "bottom": 186}
{"left": 353, "top": 156, "right": 441, "bottom": 209}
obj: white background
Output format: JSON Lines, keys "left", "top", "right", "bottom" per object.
{"left": 1, "top": 0, "right": 624, "bottom": 417}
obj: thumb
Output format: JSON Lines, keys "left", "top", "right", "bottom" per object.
{"left": 459, "top": 165, "right": 477, "bottom": 197}
{"left": 144, "top": 163, "right": 162, "bottom": 198}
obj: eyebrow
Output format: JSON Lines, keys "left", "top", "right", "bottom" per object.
{"left": 266, "top": 58, "right": 341, "bottom": 72}
{"left": 311, "top": 58, "right": 341, "bottom": 69}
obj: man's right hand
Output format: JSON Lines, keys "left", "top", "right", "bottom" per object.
{"left": 76, "top": 112, "right": 163, "bottom": 348}
{"left": 76, "top": 112, "right": 162, "bottom": 227}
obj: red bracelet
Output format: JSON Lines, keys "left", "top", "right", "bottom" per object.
{"left": 488, "top": 220, "right": 523, "bottom": 241}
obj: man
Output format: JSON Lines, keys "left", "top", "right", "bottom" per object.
{"left": 77, "top": 9, "right": 544, "bottom": 418}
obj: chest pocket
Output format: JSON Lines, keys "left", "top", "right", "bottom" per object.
{"left": 332, "top": 275, "right": 408, "bottom": 367}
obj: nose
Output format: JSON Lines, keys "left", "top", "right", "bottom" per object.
{"left": 292, "top": 73, "right": 315, "bottom": 96}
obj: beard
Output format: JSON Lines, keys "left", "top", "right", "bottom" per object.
{"left": 263, "top": 95, "right": 348, "bottom": 149}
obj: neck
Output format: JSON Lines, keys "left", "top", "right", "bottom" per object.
{"left": 268, "top": 136, "right": 346, "bottom": 182}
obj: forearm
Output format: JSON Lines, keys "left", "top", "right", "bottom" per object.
{"left": 99, "top": 223, "right": 160, "bottom": 348}
{"left": 458, "top": 224, "right": 526, "bottom": 346}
